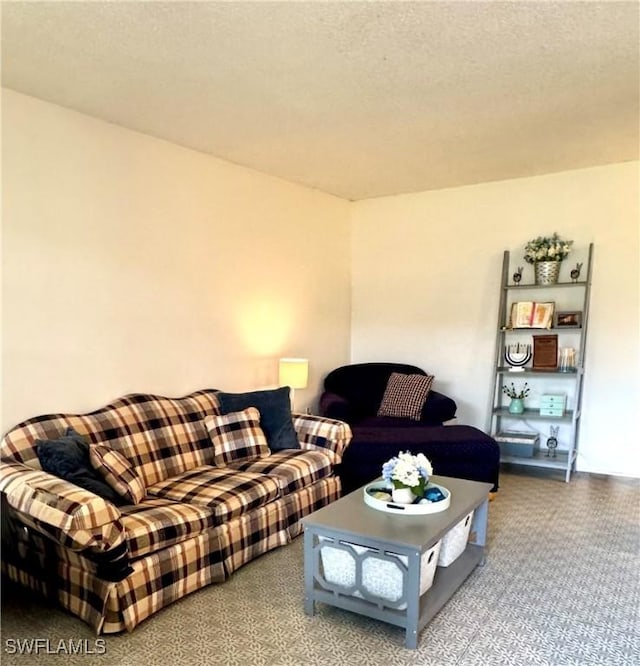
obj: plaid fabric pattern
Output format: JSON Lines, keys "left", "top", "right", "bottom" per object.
{"left": 1, "top": 516, "right": 226, "bottom": 634}
{"left": 0, "top": 390, "right": 222, "bottom": 486}
{"left": 0, "top": 460, "right": 125, "bottom": 553}
{"left": 147, "top": 465, "right": 280, "bottom": 524}
{"left": 1, "top": 475, "right": 342, "bottom": 634}
{"left": 3, "top": 516, "right": 124, "bottom": 580}
{"left": 377, "top": 372, "right": 435, "bottom": 420}
{"left": 119, "top": 498, "right": 216, "bottom": 560}
{"left": 1, "top": 512, "right": 123, "bottom": 623}
{"left": 90, "top": 444, "right": 146, "bottom": 504}
{"left": 291, "top": 413, "right": 352, "bottom": 464}
{"left": 204, "top": 408, "right": 270, "bottom": 467}
{"left": 0, "top": 389, "right": 348, "bottom": 634}
{"left": 113, "top": 529, "right": 227, "bottom": 632}
{"left": 219, "top": 499, "right": 291, "bottom": 576}
{"left": 284, "top": 477, "right": 342, "bottom": 538}
{"left": 228, "top": 449, "right": 334, "bottom": 494}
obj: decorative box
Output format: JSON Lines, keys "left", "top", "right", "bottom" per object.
{"left": 498, "top": 440, "right": 538, "bottom": 457}
{"left": 540, "top": 394, "right": 566, "bottom": 406}
{"left": 318, "top": 536, "right": 441, "bottom": 607}
{"left": 437, "top": 511, "right": 474, "bottom": 567}
{"left": 494, "top": 431, "right": 540, "bottom": 457}
{"left": 539, "top": 406, "right": 565, "bottom": 417}
{"left": 539, "top": 394, "right": 566, "bottom": 417}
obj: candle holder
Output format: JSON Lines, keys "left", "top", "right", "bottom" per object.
{"left": 504, "top": 343, "right": 532, "bottom": 372}
{"left": 559, "top": 347, "right": 577, "bottom": 372}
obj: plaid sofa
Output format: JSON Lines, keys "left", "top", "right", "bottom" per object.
{"left": 0, "top": 389, "right": 351, "bottom": 634}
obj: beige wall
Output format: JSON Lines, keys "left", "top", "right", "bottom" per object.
{"left": 4, "top": 90, "right": 639, "bottom": 479}
{"left": 1, "top": 90, "right": 352, "bottom": 429}
{"left": 351, "top": 162, "right": 640, "bottom": 477}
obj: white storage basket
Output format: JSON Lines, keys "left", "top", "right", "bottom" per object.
{"left": 437, "top": 510, "right": 474, "bottom": 567}
{"left": 318, "top": 536, "right": 441, "bottom": 608}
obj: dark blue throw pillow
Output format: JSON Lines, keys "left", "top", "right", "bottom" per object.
{"left": 36, "top": 428, "right": 126, "bottom": 506}
{"left": 216, "top": 387, "right": 300, "bottom": 452}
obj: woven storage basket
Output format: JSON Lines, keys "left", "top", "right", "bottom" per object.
{"left": 319, "top": 537, "right": 441, "bottom": 608}
{"left": 437, "top": 510, "right": 474, "bottom": 567}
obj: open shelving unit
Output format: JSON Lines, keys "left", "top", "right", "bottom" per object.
{"left": 487, "top": 244, "right": 594, "bottom": 482}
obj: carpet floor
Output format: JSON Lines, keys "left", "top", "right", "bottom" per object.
{"left": 1, "top": 469, "right": 638, "bottom": 665}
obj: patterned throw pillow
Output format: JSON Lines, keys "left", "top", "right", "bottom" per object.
{"left": 204, "top": 407, "right": 271, "bottom": 467}
{"left": 377, "top": 372, "right": 435, "bottom": 421}
{"left": 89, "top": 444, "right": 146, "bottom": 504}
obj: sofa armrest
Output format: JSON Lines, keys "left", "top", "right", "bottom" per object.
{"left": 0, "top": 460, "right": 126, "bottom": 555}
{"left": 318, "top": 391, "right": 353, "bottom": 422}
{"left": 420, "top": 390, "right": 458, "bottom": 425}
{"left": 292, "top": 414, "right": 352, "bottom": 465}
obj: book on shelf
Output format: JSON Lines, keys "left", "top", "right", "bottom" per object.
{"left": 494, "top": 430, "right": 540, "bottom": 444}
{"left": 509, "top": 302, "right": 555, "bottom": 329}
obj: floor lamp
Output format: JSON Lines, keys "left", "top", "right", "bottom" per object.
{"left": 278, "top": 358, "right": 308, "bottom": 412}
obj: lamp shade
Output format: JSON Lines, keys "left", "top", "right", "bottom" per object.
{"left": 278, "top": 358, "right": 308, "bottom": 390}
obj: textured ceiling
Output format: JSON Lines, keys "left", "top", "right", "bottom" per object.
{"left": 2, "top": 1, "right": 639, "bottom": 200}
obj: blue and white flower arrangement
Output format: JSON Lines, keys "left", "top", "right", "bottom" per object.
{"left": 382, "top": 451, "right": 433, "bottom": 498}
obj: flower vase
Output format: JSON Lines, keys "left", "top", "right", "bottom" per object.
{"left": 534, "top": 261, "right": 561, "bottom": 285}
{"left": 391, "top": 487, "right": 416, "bottom": 504}
{"left": 508, "top": 398, "right": 525, "bottom": 415}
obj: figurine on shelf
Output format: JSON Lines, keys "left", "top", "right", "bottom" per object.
{"left": 546, "top": 426, "right": 559, "bottom": 458}
{"left": 570, "top": 262, "right": 583, "bottom": 282}
{"left": 512, "top": 266, "right": 523, "bottom": 284}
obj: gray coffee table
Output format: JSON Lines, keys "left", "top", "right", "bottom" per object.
{"left": 302, "top": 475, "right": 492, "bottom": 649}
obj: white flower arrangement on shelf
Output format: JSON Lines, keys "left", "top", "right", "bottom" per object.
{"left": 381, "top": 451, "right": 433, "bottom": 497}
{"left": 523, "top": 233, "right": 573, "bottom": 264}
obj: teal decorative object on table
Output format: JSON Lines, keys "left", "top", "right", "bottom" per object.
{"left": 422, "top": 486, "right": 447, "bottom": 503}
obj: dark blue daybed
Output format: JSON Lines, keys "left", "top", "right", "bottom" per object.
{"left": 319, "top": 363, "right": 500, "bottom": 495}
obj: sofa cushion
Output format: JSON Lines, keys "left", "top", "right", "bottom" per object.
{"left": 227, "top": 449, "right": 334, "bottom": 494}
{"left": 118, "top": 497, "right": 216, "bottom": 560}
{"left": 377, "top": 373, "right": 434, "bottom": 420}
{"left": 146, "top": 465, "right": 280, "bottom": 525}
{"left": 216, "top": 387, "right": 299, "bottom": 451}
{"left": 35, "top": 428, "right": 126, "bottom": 505}
{"left": 354, "top": 415, "right": 443, "bottom": 429}
{"left": 340, "top": 425, "right": 500, "bottom": 494}
{"left": 90, "top": 444, "right": 146, "bottom": 504}
{"left": 204, "top": 408, "right": 270, "bottom": 466}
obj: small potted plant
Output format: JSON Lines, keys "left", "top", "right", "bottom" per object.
{"left": 381, "top": 451, "right": 433, "bottom": 504}
{"left": 502, "top": 382, "right": 530, "bottom": 415}
{"left": 523, "top": 233, "right": 573, "bottom": 285}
